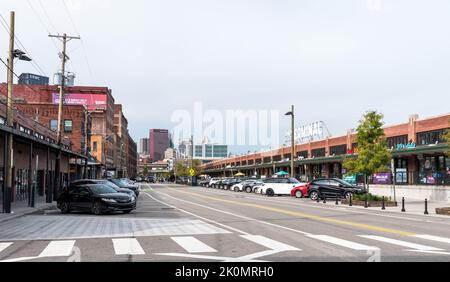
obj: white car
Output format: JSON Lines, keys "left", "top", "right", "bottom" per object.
{"left": 256, "top": 177, "right": 307, "bottom": 197}
{"left": 232, "top": 179, "right": 263, "bottom": 192}
{"left": 207, "top": 178, "right": 221, "bottom": 188}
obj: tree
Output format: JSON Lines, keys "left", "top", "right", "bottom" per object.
{"left": 343, "top": 111, "right": 391, "bottom": 192}
{"left": 143, "top": 165, "right": 149, "bottom": 177}
{"left": 174, "top": 163, "right": 188, "bottom": 177}
{"left": 444, "top": 125, "right": 450, "bottom": 157}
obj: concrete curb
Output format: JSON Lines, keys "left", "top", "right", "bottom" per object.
{"left": 0, "top": 204, "right": 56, "bottom": 224}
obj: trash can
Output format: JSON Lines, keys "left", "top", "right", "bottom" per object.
{"left": 191, "top": 176, "right": 198, "bottom": 186}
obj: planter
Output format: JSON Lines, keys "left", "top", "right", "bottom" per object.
{"left": 341, "top": 199, "right": 398, "bottom": 207}
{"left": 436, "top": 207, "right": 450, "bottom": 216}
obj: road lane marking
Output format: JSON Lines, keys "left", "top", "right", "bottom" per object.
{"left": 406, "top": 250, "right": 450, "bottom": 256}
{"left": 306, "top": 235, "right": 378, "bottom": 251}
{"left": 112, "top": 238, "right": 145, "bottom": 255}
{"left": 39, "top": 240, "right": 76, "bottom": 257}
{"left": 144, "top": 192, "right": 248, "bottom": 235}
{"left": 0, "top": 242, "right": 13, "bottom": 253}
{"left": 171, "top": 236, "right": 217, "bottom": 253}
{"left": 241, "top": 235, "right": 300, "bottom": 251}
{"left": 146, "top": 191, "right": 311, "bottom": 236}
{"left": 154, "top": 252, "right": 267, "bottom": 262}
{"left": 412, "top": 235, "right": 450, "bottom": 245}
{"left": 358, "top": 235, "right": 444, "bottom": 251}
{"left": 173, "top": 189, "right": 416, "bottom": 236}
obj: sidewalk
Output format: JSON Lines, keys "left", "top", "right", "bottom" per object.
{"left": 0, "top": 202, "right": 56, "bottom": 223}
{"left": 317, "top": 198, "right": 450, "bottom": 218}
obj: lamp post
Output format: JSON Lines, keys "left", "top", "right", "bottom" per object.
{"left": 285, "top": 105, "right": 295, "bottom": 178}
{"left": 3, "top": 11, "right": 32, "bottom": 213}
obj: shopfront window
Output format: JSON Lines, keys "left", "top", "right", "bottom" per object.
{"left": 418, "top": 156, "right": 449, "bottom": 185}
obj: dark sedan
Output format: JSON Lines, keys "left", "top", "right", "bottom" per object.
{"left": 307, "top": 178, "right": 366, "bottom": 201}
{"left": 57, "top": 184, "right": 136, "bottom": 215}
{"left": 108, "top": 178, "right": 140, "bottom": 197}
{"left": 70, "top": 179, "right": 135, "bottom": 196}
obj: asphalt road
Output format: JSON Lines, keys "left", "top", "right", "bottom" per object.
{"left": 1, "top": 182, "right": 450, "bottom": 262}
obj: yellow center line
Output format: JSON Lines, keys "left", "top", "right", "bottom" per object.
{"left": 173, "top": 189, "right": 416, "bottom": 236}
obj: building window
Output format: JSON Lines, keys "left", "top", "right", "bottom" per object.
{"left": 386, "top": 135, "right": 408, "bottom": 149}
{"left": 417, "top": 129, "right": 447, "bottom": 146}
{"left": 64, "top": 120, "right": 73, "bottom": 132}
{"left": 297, "top": 151, "right": 309, "bottom": 159}
{"left": 311, "top": 148, "right": 326, "bottom": 158}
{"left": 93, "top": 141, "right": 98, "bottom": 152}
{"left": 330, "top": 144, "right": 347, "bottom": 156}
{"left": 50, "top": 120, "right": 58, "bottom": 131}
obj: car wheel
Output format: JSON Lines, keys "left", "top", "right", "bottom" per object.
{"left": 344, "top": 192, "right": 353, "bottom": 200}
{"left": 245, "top": 186, "right": 252, "bottom": 193}
{"left": 234, "top": 187, "right": 239, "bottom": 192}
{"left": 60, "top": 202, "right": 70, "bottom": 214}
{"left": 92, "top": 201, "right": 103, "bottom": 215}
{"left": 266, "top": 189, "right": 274, "bottom": 197}
{"left": 310, "top": 191, "right": 319, "bottom": 201}
{"left": 123, "top": 209, "right": 132, "bottom": 214}
{"left": 295, "top": 190, "right": 303, "bottom": 198}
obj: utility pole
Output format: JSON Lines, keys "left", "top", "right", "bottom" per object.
{"left": 4, "top": 11, "right": 15, "bottom": 213}
{"left": 291, "top": 105, "right": 295, "bottom": 178}
{"left": 48, "top": 33, "right": 80, "bottom": 194}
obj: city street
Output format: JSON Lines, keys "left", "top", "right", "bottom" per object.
{"left": 1, "top": 183, "right": 450, "bottom": 262}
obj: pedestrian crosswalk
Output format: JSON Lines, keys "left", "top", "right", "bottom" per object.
{"left": 1, "top": 232, "right": 450, "bottom": 262}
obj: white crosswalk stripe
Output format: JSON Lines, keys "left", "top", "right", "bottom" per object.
{"left": 241, "top": 235, "right": 300, "bottom": 251}
{"left": 412, "top": 235, "right": 450, "bottom": 245}
{"left": 306, "top": 235, "right": 379, "bottom": 251}
{"left": 0, "top": 242, "right": 13, "bottom": 253}
{"left": 39, "top": 240, "right": 76, "bottom": 257}
{"left": 171, "top": 236, "right": 217, "bottom": 253}
{"left": 112, "top": 238, "right": 145, "bottom": 255}
{"left": 358, "top": 235, "right": 444, "bottom": 251}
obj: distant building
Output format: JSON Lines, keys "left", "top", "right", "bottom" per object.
{"left": 192, "top": 136, "right": 228, "bottom": 164}
{"left": 164, "top": 147, "right": 177, "bottom": 160}
{"left": 139, "top": 138, "right": 149, "bottom": 155}
{"left": 149, "top": 129, "right": 169, "bottom": 162}
{"left": 18, "top": 73, "right": 49, "bottom": 86}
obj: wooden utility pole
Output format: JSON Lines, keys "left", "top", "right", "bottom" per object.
{"left": 48, "top": 33, "right": 80, "bottom": 194}
{"left": 3, "top": 11, "right": 15, "bottom": 213}
{"left": 290, "top": 105, "right": 295, "bottom": 178}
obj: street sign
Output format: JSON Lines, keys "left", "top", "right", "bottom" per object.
{"left": 188, "top": 168, "right": 195, "bottom": 177}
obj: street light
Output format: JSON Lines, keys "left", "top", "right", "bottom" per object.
{"left": 285, "top": 105, "right": 295, "bottom": 178}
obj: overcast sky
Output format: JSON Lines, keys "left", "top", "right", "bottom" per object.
{"left": 1, "top": 0, "right": 449, "bottom": 154}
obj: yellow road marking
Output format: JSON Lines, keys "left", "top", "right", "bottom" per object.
{"left": 173, "top": 189, "right": 416, "bottom": 236}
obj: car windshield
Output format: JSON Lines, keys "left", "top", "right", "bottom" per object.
{"left": 288, "top": 178, "right": 300, "bottom": 184}
{"left": 336, "top": 179, "right": 354, "bottom": 186}
{"left": 110, "top": 179, "right": 128, "bottom": 186}
{"left": 104, "top": 181, "right": 120, "bottom": 189}
{"left": 89, "top": 185, "right": 118, "bottom": 194}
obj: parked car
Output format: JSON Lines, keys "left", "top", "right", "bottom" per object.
{"left": 255, "top": 177, "right": 307, "bottom": 197}
{"left": 135, "top": 177, "right": 143, "bottom": 182}
{"left": 241, "top": 179, "right": 264, "bottom": 193}
{"left": 147, "top": 176, "right": 156, "bottom": 183}
{"left": 231, "top": 179, "right": 259, "bottom": 192}
{"left": 70, "top": 179, "right": 135, "bottom": 196}
{"left": 221, "top": 178, "right": 242, "bottom": 190}
{"left": 57, "top": 183, "right": 136, "bottom": 215}
{"left": 291, "top": 184, "right": 309, "bottom": 198}
{"left": 307, "top": 178, "right": 366, "bottom": 201}
{"left": 108, "top": 178, "right": 140, "bottom": 197}
{"left": 199, "top": 179, "right": 211, "bottom": 187}
{"left": 208, "top": 178, "right": 221, "bottom": 188}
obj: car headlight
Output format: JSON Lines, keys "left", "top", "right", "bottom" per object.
{"left": 131, "top": 196, "right": 136, "bottom": 202}
{"left": 101, "top": 198, "right": 117, "bottom": 203}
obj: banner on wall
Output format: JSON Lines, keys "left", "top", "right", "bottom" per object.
{"left": 372, "top": 172, "right": 391, "bottom": 184}
{"left": 52, "top": 93, "right": 107, "bottom": 111}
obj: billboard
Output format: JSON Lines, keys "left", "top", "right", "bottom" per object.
{"left": 52, "top": 93, "right": 107, "bottom": 111}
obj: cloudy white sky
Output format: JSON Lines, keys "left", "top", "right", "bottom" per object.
{"left": 1, "top": 0, "right": 449, "bottom": 154}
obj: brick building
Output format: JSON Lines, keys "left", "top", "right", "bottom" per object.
{"left": 149, "top": 129, "right": 169, "bottom": 162}
{"left": 202, "top": 113, "right": 450, "bottom": 188}
{"left": 126, "top": 132, "right": 138, "bottom": 179}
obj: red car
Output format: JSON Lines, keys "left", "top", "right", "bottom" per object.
{"left": 291, "top": 183, "right": 310, "bottom": 198}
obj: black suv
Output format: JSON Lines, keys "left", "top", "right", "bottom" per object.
{"left": 307, "top": 178, "right": 366, "bottom": 201}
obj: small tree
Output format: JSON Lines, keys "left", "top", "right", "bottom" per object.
{"left": 143, "top": 165, "right": 149, "bottom": 177}
{"left": 175, "top": 163, "right": 188, "bottom": 177}
{"left": 343, "top": 111, "right": 391, "bottom": 192}
{"left": 444, "top": 126, "right": 450, "bottom": 157}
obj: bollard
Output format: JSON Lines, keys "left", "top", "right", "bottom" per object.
{"left": 381, "top": 196, "right": 385, "bottom": 210}
{"left": 424, "top": 199, "right": 429, "bottom": 215}
{"left": 323, "top": 196, "right": 326, "bottom": 204}
{"left": 401, "top": 197, "right": 406, "bottom": 212}
{"left": 335, "top": 195, "right": 339, "bottom": 205}
{"left": 316, "top": 195, "right": 320, "bottom": 203}
{"left": 349, "top": 194, "right": 352, "bottom": 206}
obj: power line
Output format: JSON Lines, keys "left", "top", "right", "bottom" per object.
{"left": 25, "top": 0, "right": 60, "bottom": 52}
{"left": 0, "top": 13, "right": 48, "bottom": 77}
{"left": 61, "top": 0, "right": 95, "bottom": 83}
